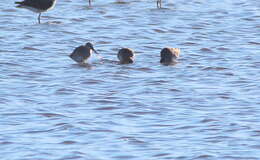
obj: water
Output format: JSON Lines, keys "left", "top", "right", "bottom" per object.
{"left": 1, "top": 0, "right": 260, "bottom": 159}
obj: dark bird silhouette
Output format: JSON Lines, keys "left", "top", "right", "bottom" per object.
{"left": 117, "top": 48, "right": 135, "bottom": 64}
{"left": 15, "top": 0, "right": 57, "bottom": 24}
{"left": 160, "top": 48, "right": 180, "bottom": 64}
{"left": 69, "top": 42, "right": 99, "bottom": 64}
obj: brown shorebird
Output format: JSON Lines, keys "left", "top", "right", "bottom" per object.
{"left": 15, "top": 0, "right": 56, "bottom": 24}
{"left": 69, "top": 42, "right": 99, "bottom": 64}
{"left": 117, "top": 48, "right": 135, "bottom": 64}
{"left": 157, "top": 0, "right": 162, "bottom": 8}
{"left": 160, "top": 48, "right": 180, "bottom": 64}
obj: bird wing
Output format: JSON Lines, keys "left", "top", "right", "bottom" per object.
{"left": 16, "top": 0, "right": 54, "bottom": 10}
{"left": 69, "top": 46, "right": 88, "bottom": 63}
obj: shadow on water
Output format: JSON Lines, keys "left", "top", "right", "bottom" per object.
{"left": 160, "top": 61, "right": 179, "bottom": 66}
{"left": 70, "top": 63, "right": 93, "bottom": 69}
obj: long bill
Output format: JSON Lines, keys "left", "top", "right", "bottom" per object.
{"left": 92, "top": 48, "right": 103, "bottom": 59}
{"left": 92, "top": 48, "right": 99, "bottom": 55}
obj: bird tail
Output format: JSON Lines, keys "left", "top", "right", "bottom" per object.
{"left": 15, "top": 1, "right": 23, "bottom": 7}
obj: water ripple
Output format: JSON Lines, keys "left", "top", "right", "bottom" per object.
{"left": 0, "top": 0, "right": 260, "bottom": 159}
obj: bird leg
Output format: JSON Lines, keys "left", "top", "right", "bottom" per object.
{"left": 89, "top": 0, "right": 91, "bottom": 7}
{"left": 38, "top": 13, "right": 41, "bottom": 24}
{"left": 157, "top": 0, "right": 162, "bottom": 8}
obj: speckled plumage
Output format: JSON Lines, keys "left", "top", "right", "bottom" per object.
{"left": 117, "top": 48, "right": 135, "bottom": 64}
{"left": 160, "top": 48, "right": 180, "bottom": 64}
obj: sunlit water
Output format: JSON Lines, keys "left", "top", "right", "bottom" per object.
{"left": 1, "top": 0, "right": 260, "bottom": 159}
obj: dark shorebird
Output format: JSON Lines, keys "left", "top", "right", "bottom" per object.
{"left": 69, "top": 42, "right": 99, "bottom": 64}
{"left": 117, "top": 48, "right": 135, "bottom": 64}
{"left": 15, "top": 0, "right": 57, "bottom": 24}
{"left": 160, "top": 48, "right": 180, "bottom": 64}
{"left": 157, "top": 0, "right": 162, "bottom": 8}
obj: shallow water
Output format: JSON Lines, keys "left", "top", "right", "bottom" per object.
{"left": 1, "top": 0, "right": 260, "bottom": 159}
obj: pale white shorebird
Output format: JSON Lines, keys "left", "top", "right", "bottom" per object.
{"left": 160, "top": 48, "right": 180, "bottom": 64}
{"left": 117, "top": 48, "right": 135, "bottom": 64}
{"left": 15, "top": 0, "right": 57, "bottom": 24}
{"left": 69, "top": 42, "right": 99, "bottom": 64}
